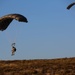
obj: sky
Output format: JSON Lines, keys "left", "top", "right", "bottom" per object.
{"left": 0, "top": 0, "right": 75, "bottom": 60}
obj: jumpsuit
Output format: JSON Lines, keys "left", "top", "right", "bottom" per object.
{"left": 12, "top": 46, "right": 16, "bottom": 55}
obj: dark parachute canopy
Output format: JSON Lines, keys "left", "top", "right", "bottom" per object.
{"left": 0, "top": 13, "right": 28, "bottom": 31}
{"left": 67, "top": 2, "right": 75, "bottom": 9}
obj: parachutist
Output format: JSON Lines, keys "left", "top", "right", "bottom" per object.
{"left": 11, "top": 43, "right": 16, "bottom": 56}
{"left": 0, "top": 13, "right": 28, "bottom": 56}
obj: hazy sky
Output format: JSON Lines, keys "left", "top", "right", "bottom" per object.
{"left": 0, "top": 0, "right": 75, "bottom": 60}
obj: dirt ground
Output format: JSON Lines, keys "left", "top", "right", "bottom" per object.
{"left": 0, "top": 57, "right": 75, "bottom": 75}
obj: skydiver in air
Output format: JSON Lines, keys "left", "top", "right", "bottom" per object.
{"left": 11, "top": 43, "right": 16, "bottom": 56}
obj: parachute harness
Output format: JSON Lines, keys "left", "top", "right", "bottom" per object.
{"left": 11, "top": 43, "right": 16, "bottom": 47}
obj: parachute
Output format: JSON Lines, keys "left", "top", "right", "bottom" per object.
{"left": 0, "top": 13, "right": 28, "bottom": 31}
{"left": 67, "top": 3, "right": 75, "bottom": 9}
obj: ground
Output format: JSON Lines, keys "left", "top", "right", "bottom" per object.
{"left": 0, "top": 57, "right": 75, "bottom": 75}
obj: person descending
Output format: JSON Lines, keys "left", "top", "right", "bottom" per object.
{"left": 11, "top": 43, "right": 16, "bottom": 56}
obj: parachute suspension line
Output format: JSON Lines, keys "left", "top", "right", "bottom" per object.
{"left": 5, "top": 31, "right": 13, "bottom": 44}
{"left": 0, "top": 13, "right": 28, "bottom": 50}
{"left": 5, "top": 31, "right": 16, "bottom": 46}
{"left": 13, "top": 26, "right": 18, "bottom": 45}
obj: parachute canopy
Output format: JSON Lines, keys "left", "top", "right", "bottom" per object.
{"left": 0, "top": 13, "right": 28, "bottom": 31}
{"left": 67, "top": 3, "right": 75, "bottom": 9}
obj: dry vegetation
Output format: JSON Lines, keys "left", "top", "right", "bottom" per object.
{"left": 0, "top": 57, "right": 75, "bottom": 75}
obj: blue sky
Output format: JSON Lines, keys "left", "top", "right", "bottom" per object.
{"left": 0, "top": 0, "right": 75, "bottom": 60}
